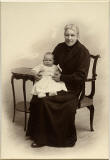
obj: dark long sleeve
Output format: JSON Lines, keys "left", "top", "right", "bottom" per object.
{"left": 60, "top": 51, "right": 90, "bottom": 84}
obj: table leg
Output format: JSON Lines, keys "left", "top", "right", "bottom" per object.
{"left": 23, "top": 79, "right": 27, "bottom": 131}
{"left": 11, "top": 75, "right": 16, "bottom": 122}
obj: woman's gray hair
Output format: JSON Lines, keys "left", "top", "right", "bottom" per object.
{"left": 64, "top": 24, "right": 79, "bottom": 35}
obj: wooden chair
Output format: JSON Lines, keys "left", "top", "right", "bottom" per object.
{"left": 77, "top": 54, "right": 100, "bottom": 131}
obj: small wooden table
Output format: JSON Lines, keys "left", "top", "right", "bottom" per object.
{"left": 11, "top": 67, "right": 35, "bottom": 131}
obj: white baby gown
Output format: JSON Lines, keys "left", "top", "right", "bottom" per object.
{"left": 31, "top": 64, "right": 67, "bottom": 96}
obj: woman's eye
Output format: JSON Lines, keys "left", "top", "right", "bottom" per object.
{"left": 70, "top": 35, "right": 74, "bottom": 37}
{"left": 65, "top": 34, "right": 75, "bottom": 37}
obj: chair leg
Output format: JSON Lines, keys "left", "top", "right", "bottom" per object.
{"left": 23, "top": 79, "right": 27, "bottom": 131}
{"left": 11, "top": 76, "right": 16, "bottom": 122}
{"left": 87, "top": 105, "right": 94, "bottom": 131}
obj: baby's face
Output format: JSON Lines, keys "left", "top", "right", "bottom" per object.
{"left": 43, "top": 55, "right": 54, "bottom": 66}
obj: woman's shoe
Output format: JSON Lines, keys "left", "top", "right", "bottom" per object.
{"left": 31, "top": 142, "right": 43, "bottom": 148}
{"left": 31, "top": 142, "right": 38, "bottom": 148}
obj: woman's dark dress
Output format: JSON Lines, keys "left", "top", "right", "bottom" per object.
{"left": 26, "top": 40, "right": 90, "bottom": 147}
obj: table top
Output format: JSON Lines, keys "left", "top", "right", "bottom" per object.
{"left": 11, "top": 67, "right": 34, "bottom": 76}
{"left": 11, "top": 67, "right": 35, "bottom": 81}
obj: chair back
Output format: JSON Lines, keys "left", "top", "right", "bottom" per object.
{"left": 79, "top": 54, "right": 100, "bottom": 103}
{"left": 88, "top": 54, "right": 100, "bottom": 81}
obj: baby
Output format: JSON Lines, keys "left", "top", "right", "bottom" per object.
{"left": 31, "top": 52, "right": 67, "bottom": 98}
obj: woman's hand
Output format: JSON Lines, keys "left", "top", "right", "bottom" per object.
{"left": 52, "top": 71, "right": 61, "bottom": 82}
{"left": 35, "top": 73, "right": 42, "bottom": 81}
{"left": 31, "top": 70, "right": 42, "bottom": 81}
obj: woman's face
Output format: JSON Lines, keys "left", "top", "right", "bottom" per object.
{"left": 64, "top": 29, "right": 78, "bottom": 46}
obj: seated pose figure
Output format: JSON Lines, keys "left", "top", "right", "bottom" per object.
{"left": 26, "top": 24, "right": 90, "bottom": 148}
{"left": 31, "top": 52, "right": 67, "bottom": 98}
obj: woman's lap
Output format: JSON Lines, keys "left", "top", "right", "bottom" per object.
{"left": 26, "top": 92, "right": 78, "bottom": 147}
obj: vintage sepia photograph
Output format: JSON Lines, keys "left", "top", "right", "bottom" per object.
{"left": 0, "top": 1, "right": 109, "bottom": 159}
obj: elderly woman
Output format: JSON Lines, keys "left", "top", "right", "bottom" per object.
{"left": 26, "top": 24, "right": 90, "bottom": 147}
